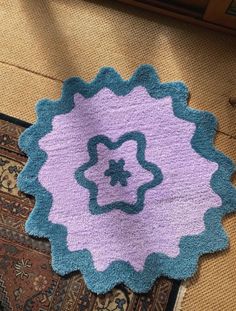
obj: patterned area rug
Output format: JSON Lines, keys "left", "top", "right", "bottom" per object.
{"left": 17, "top": 65, "right": 236, "bottom": 294}
{"left": 0, "top": 113, "right": 180, "bottom": 311}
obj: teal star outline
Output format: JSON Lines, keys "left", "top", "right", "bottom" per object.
{"left": 75, "top": 131, "right": 163, "bottom": 215}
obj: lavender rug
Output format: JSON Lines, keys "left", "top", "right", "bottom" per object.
{"left": 18, "top": 65, "right": 236, "bottom": 294}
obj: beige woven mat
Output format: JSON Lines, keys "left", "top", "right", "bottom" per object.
{"left": 1, "top": 1, "right": 236, "bottom": 310}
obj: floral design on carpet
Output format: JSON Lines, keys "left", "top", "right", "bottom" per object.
{"left": 17, "top": 65, "right": 236, "bottom": 294}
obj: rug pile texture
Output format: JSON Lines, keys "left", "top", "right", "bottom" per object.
{"left": 17, "top": 65, "right": 236, "bottom": 294}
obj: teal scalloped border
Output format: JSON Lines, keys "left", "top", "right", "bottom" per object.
{"left": 76, "top": 131, "right": 163, "bottom": 214}
{"left": 17, "top": 64, "right": 236, "bottom": 294}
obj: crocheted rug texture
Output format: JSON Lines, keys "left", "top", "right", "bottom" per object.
{"left": 18, "top": 65, "right": 236, "bottom": 294}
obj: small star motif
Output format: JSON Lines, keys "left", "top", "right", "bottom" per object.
{"left": 104, "top": 159, "right": 131, "bottom": 187}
